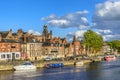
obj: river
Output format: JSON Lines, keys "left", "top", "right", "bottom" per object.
{"left": 1, "top": 59, "right": 120, "bottom": 80}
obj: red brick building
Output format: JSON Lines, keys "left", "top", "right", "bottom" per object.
{"left": 68, "top": 36, "right": 83, "bottom": 56}
{"left": 0, "top": 24, "right": 83, "bottom": 60}
{"left": 0, "top": 30, "right": 22, "bottom": 60}
{"left": 0, "top": 42, "right": 21, "bottom": 60}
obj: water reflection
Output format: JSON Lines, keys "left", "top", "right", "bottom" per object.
{"left": 86, "top": 60, "right": 120, "bottom": 80}
{"left": 0, "top": 71, "right": 14, "bottom": 80}
{"left": 13, "top": 70, "right": 38, "bottom": 80}
{"left": 0, "top": 60, "right": 120, "bottom": 80}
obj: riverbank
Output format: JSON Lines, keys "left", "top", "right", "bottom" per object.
{"left": 0, "top": 59, "right": 120, "bottom": 80}
{"left": 0, "top": 58, "right": 102, "bottom": 71}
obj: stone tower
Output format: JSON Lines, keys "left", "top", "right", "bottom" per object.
{"left": 42, "top": 24, "right": 48, "bottom": 37}
{"left": 72, "top": 35, "right": 82, "bottom": 55}
{"left": 42, "top": 24, "right": 52, "bottom": 42}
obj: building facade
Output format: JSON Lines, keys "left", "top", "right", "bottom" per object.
{"left": 0, "top": 42, "right": 21, "bottom": 60}
{"left": 68, "top": 36, "right": 83, "bottom": 56}
{"left": 42, "top": 37, "right": 67, "bottom": 59}
{"left": 0, "top": 24, "right": 84, "bottom": 61}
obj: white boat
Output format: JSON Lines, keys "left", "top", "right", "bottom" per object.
{"left": 74, "top": 61, "right": 84, "bottom": 66}
{"left": 13, "top": 61, "right": 36, "bottom": 71}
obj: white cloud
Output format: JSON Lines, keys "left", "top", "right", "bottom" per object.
{"left": 98, "top": 29, "right": 112, "bottom": 34}
{"left": 41, "top": 10, "right": 91, "bottom": 42}
{"left": 103, "top": 34, "right": 120, "bottom": 41}
{"left": 75, "top": 30, "right": 86, "bottom": 40}
{"left": 81, "top": 17, "right": 88, "bottom": 23}
{"left": 76, "top": 10, "right": 89, "bottom": 14}
{"left": 28, "top": 30, "right": 41, "bottom": 35}
{"left": 79, "top": 25, "right": 90, "bottom": 30}
{"left": 93, "top": 29, "right": 120, "bottom": 41}
{"left": 42, "top": 10, "right": 89, "bottom": 28}
{"left": 66, "top": 30, "right": 87, "bottom": 41}
{"left": 41, "top": 14, "right": 56, "bottom": 21}
{"left": 92, "top": 0, "right": 120, "bottom": 41}
{"left": 48, "top": 19, "right": 70, "bottom": 27}
{"left": 94, "top": 1, "right": 120, "bottom": 20}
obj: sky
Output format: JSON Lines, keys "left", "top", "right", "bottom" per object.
{"left": 0, "top": 0, "right": 120, "bottom": 41}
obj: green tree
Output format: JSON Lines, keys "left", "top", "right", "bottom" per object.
{"left": 108, "top": 40, "right": 120, "bottom": 52}
{"left": 82, "top": 30, "right": 103, "bottom": 54}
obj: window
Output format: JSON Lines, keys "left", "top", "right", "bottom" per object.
{"left": 11, "top": 46, "right": 15, "bottom": 48}
{"left": 16, "top": 54, "right": 19, "bottom": 58}
{"left": 7, "top": 54, "right": 11, "bottom": 58}
{"left": 1, "top": 54, "right": 5, "bottom": 59}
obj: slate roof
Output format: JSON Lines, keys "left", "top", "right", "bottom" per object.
{"left": 1, "top": 39, "right": 17, "bottom": 43}
{"left": 0, "top": 31, "right": 9, "bottom": 38}
{"left": 12, "top": 33, "right": 17, "bottom": 36}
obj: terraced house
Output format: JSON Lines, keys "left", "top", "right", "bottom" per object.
{"left": 42, "top": 37, "right": 67, "bottom": 59}
{"left": 0, "top": 24, "right": 83, "bottom": 61}
{"left": 0, "top": 33, "right": 21, "bottom": 60}
{"left": 0, "top": 29, "right": 38, "bottom": 60}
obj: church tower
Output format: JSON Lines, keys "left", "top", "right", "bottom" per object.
{"left": 42, "top": 24, "right": 53, "bottom": 42}
{"left": 72, "top": 35, "right": 82, "bottom": 55}
{"left": 42, "top": 24, "right": 48, "bottom": 37}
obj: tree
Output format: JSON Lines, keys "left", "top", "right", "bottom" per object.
{"left": 108, "top": 40, "right": 120, "bottom": 52}
{"left": 82, "top": 30, "right": 103, "bottom": 54}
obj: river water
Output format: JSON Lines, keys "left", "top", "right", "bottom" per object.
{"left": 1, "top": 60, "right": 120, "bottom": 80}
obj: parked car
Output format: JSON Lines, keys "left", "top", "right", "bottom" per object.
{"left": 44, "top": 57, "right": 52, "bottom": 61}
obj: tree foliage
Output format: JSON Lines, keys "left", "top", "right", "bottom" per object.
{"left": 82, "top": 30, "right": 103, "bottom": 53}
{"left": 108, "top": 40, "right": 120, "bottom": 52}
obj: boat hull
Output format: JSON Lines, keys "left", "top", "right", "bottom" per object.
{"left": 14, "top": 65, "right": 36, "bottom": 71}
{"left": 45, "top": 63, "right": 64, "bottom": 68}
{"left": 104, "top": 55, "right": 116, "bottom": 61}
{"left": 74, "top": 61, "right": 84, "bottom": 66}
{"left": 13, "top": 61, "right": 36, "bottom": 71}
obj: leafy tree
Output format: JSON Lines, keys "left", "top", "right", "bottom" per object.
{"left": 82, "top": 30, "right": 103, "bottom": 54}
{"left": 108, "top": 40, "right": 120, "bottom": 52}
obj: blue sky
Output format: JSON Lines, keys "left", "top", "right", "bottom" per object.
{"left": 0, "top": 0, "right": 120, "bottom": 41}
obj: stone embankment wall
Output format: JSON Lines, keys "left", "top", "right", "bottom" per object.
{"left": 0, "top": 65, "right": 13, "bottom": 71}
{"left": 0, "top": 58, "right": 101, "bottom": 71}
{"left": 0, "top": 61, "right": 74, "bottom": 71}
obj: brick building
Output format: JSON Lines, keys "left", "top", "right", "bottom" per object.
{"left": 0, "top": 42, "right": 21, "bottom": 60}
{"left": 21, "top": 42, "right": 43, "bottom": 60}
{"left": 0, "top": 24, "right": 83, "bottom": 61}
{"left": 42, "top": 37, "right": 67, "bottom": 59}
{"left": 67, "top": 36, "right": 83, "bottom": 56}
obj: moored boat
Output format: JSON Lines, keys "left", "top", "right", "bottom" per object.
{"left": 74, "top": 60, "right": 84, "bottom": 66}
{"left": 45, "top": 63, "right": 64, "bottom": 68}
{"left": 13, "top": 61, "right": 36, "bottom": 71}
{"left": 104, "top": 55, "right": 116, "bottom": 61}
